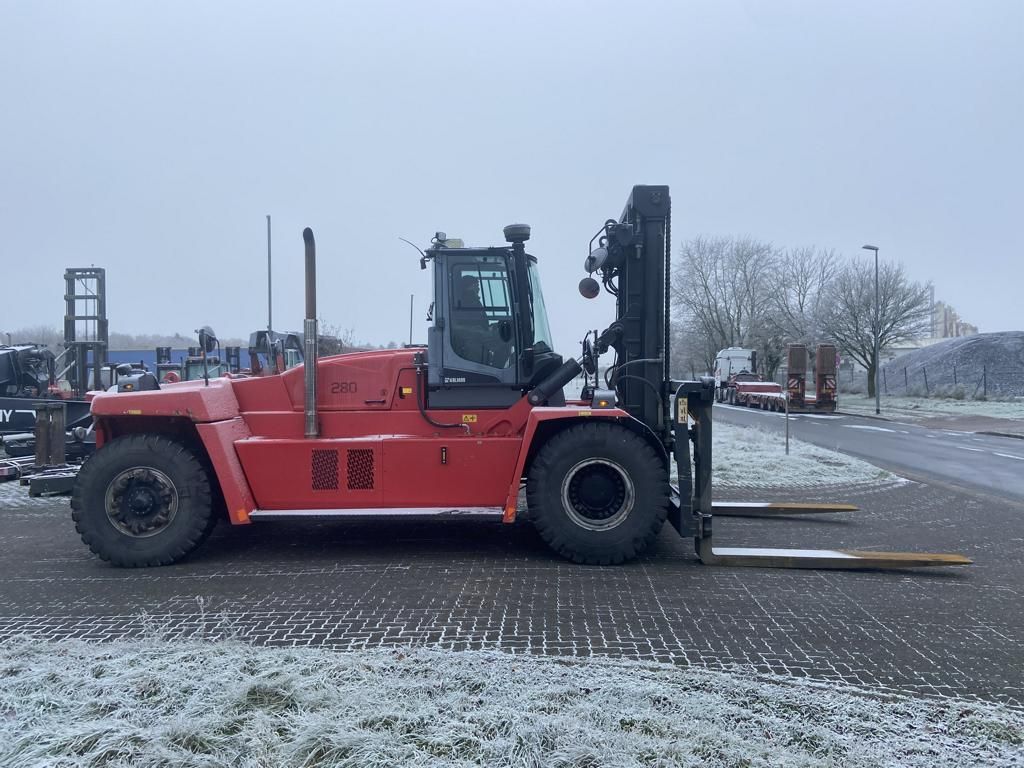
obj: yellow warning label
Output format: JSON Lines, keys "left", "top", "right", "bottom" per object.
{"left": 676, "top": 398, "right": 688, "bottom": 424}
{"left": 125, "top": 409, "right": 143, "bottom": 415}
{"left": 462, "top": 414, "right": 478, "bottom": 423}
{"left": 578, "top": 410, "right": 592, "bottom": 417}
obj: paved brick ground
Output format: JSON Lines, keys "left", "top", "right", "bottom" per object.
{"left": 0, "top": 478, "right": 1021, "bottom": 705}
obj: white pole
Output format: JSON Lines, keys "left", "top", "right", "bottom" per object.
{"left": 785, "top": 391, "right": 790, "bottom": 455}
{"left": 267, "top": 215, "right": 273, "bottom": 332}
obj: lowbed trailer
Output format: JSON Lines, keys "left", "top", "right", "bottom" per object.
{"left": 731, "top": 380, "right": 787, "bottom": 411}
{"left": 65, "top": 186, "right": 969, "bottom": 572}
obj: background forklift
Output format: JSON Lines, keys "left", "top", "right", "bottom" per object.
{"left": 70, "top": 186, "right": 969, "bottom": 570}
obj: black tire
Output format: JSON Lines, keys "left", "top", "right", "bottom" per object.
{"left": 526, "top": 422, "right": 669, "bottom": 565}
{"left": 71, "top": 434, "right": 214, "bottom": 567}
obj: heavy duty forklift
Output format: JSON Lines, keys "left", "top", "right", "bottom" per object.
{"left": 70, "top": 186, "right": 970, "bottom": 570}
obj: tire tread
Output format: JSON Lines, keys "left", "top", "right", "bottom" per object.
{"left": 526, "top": 422, "right": 668, "bottom": 565}
{"left": 70, "top": 433, "right": 213, "bottom": 567}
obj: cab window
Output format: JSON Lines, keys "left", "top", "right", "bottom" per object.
{"left": 449, "top": 263, "right": 515, "bottom": 368}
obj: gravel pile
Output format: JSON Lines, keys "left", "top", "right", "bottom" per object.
{"left": 882, "top": 331, "right": 1024, "bottom": 398}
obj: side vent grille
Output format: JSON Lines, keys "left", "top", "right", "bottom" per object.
{"left": 347, "top": 449, "right": 374, "bottom": 490}
{"left": 311, "top": 449, "right": 339, "bottom": 490}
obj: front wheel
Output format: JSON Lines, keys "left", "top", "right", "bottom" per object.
{"left": 71, "top": 434, "right": 215, "bottom": 567}
{"left": 526, "top": 422, "right": 669, "bottom": 565}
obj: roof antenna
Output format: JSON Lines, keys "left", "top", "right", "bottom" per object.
{"left": 398, "top": 237, "right": 428, "bottom": 270}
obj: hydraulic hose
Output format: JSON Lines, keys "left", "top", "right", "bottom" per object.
{"left": 415, "top": 365, "right": 469, "bottom": 433}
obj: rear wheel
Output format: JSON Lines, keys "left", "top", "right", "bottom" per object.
{"left": 71, "top": 434, "right": 214, "bottom": 567}
{"left": 526, "top": 422, "right": 669, "bottom": 565}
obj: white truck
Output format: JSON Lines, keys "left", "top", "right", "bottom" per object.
{"left": 713, "top": 347, "right": 759, "bottom": 403}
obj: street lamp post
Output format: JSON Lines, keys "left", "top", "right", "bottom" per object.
{"left": 862, "top": 244, "right": 880, "bottom": 415}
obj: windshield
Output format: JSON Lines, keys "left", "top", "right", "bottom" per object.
{"left": 528, "top": 259, "right": 553, "bottom": 350}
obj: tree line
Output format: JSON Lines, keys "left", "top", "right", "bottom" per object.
{"left": 671, "top": 236, "right": 934, "bottom": 398}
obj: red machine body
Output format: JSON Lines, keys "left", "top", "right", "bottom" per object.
{"left": 90, "top": 348, "right": 627, "bottom": 526}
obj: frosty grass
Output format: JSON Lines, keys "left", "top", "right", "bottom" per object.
{"left": 708, "top": 421, "right": 894, "bottom": 489}
{"left": 2, "top": 639, "right": 1021, "bottom": 767}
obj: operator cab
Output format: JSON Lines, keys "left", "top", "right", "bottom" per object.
{"left": 423, "top": 224, "right": 563, "bottom": 407}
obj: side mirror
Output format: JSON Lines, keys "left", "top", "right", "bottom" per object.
{"left": 581, "top": 337, "right": 597, "bottom": 375}
{"left": 197, "top": 326, "right": 218, "bottom": 354}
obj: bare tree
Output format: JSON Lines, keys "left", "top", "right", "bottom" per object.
{"left": 670, "top": 315, "right": 720, "bottom": 378}
{"left": 771, "top": 247, "right": 839, "bottom": 345}
{"left": 748, "top": 320, "right": 787, "bottom": 380}
{"left": 672, "top": 236, "right": 778, "bottom": 372}
{"left": 755, "top": 246, "right": 841, "bottom": 378}
{"left": 821, "top": 259, "right": 932, "bottom": 398}
{"left": 318, "top": 318, "right": 356, "bottom": 355}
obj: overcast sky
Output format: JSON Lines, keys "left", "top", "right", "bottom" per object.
{"left": 2, "top": 1, "right": 1021, "bottom": 356}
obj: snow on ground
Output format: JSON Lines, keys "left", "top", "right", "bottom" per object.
{"left": 841, "top": 395, "right": 1024, "bottom": 421}
{"left": 709, "top": 421, "right": 895, "bottom": 488}
{"left": 1, "top": 639, "right": 1021, "bottom": 767}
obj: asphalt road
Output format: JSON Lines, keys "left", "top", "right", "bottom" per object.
{"left": 714, "top": 403, "right": 1024, "bottom": 502}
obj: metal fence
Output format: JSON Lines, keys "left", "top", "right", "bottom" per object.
{"left": 838, "top": 364, "right": 1024, "bottom": 399}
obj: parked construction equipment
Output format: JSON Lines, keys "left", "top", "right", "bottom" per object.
{"left": 68, "top": 186, "right": 970, "bottom": 570}
{"left": 1, "top": 268, "right": 109, "bottom": 444}
{"left": 0, "top": 343, "right": 92, "bottom": 437}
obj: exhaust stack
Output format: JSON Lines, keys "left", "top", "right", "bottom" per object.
{"left": 303, "top": 227, "right": 319, "bottom": 439}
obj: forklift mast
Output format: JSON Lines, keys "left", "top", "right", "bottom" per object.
{"left": 585, "top": 185, "right": 672, "bottom": 444}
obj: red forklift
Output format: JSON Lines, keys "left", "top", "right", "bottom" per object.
{"left": 70, "top": 186, "right": 969, "bottom": 571}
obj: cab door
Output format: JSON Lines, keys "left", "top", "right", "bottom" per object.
{"left": 427, "top": 252, "right": 522, "bottom": 408}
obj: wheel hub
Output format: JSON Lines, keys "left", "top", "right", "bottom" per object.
{"left": 128, "top": 487, "right": 157, "bottom": 514}
{"left": 561, "top": 458, "right": 635, "bottom": 531}
{"left": 104, "top": 467, "right": 179, "bottom": 537}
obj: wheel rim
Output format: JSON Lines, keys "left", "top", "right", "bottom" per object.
{"left": 104, "top": 467, "right": 179, "bottom": 538}
{"left": 560, "top": 458, "right": 635, "bottom": 531}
